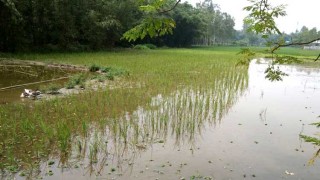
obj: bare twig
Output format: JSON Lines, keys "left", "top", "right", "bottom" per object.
{"left": 316, "top": 54, "right": 320, "bottom": 61}
{"left": 271, "top": 38, "right": 320, "bottom": 53}
{"left": 271, "top": 37, "right": 320, "bottom": 61}
{"left": 158, "top": 0, "right": 181, "bottom": 14}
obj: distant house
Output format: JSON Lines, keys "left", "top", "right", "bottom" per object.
{"left": 304, "top": 40, "right": 320, "bottom": 50}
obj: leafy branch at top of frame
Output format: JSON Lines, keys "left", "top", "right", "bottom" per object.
{"left": 243, "top": 0, "right": 320, "bottom": 81}
{"left": 157, "top": 0, "right": 181, "bottom": 14}
{"left": 244, "top": 0, "right": 320, "bottom": 61}
{"left": 123, "top": 16, "right": 175, "bottom": 42}
{"left": 138, "top": 0, "right": 181, "bottom": 14}
{"left": 123, "top": 0, "right": 181, "bottom": 42}
{"left": 243, "top": 0, "right": 286, "bottom": 37}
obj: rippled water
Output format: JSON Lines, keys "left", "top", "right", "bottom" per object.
{"left": 2, "top": 59, "right": 320, "bottom": 180}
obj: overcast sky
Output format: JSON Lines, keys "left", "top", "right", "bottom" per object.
{"left": 183, "top": 0, "right": 320, "bottom": 33}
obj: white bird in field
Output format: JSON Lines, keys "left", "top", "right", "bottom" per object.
{"left": 24, "top": 89, "right": 32, "bottom": 95}
{"left": 20, "top": 89, "right": 41, "bottom": 98}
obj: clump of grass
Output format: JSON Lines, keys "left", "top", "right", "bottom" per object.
{"left": 89, "top": 64, "right": 100, "bottom": 72}
{"left": 100, "top": 66, "right": 112, "bottom": 73}
{"left": 91, "top": 66, "right": 129, "bottom": 81}
{"left": 6, "top": 165, "right": 19, "bottom": 173}
{"left": 144, "top": 44, "right": 157, "bottom": 49}
{"left": 56, "top": 122, "right": 71, "bottom": 153}
{"left": 65, "top": 74, "right": 86, "bottom": 89}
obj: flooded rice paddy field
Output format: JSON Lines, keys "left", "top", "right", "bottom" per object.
{"left": 1, "top": 58, "right": 320, "bottom": 180}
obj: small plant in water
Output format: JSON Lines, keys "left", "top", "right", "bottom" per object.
{"left": 48, "top": 160, "right": 55, "bottom": 166}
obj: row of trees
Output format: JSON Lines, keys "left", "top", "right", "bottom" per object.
{"left": 0, "top": 0, "right": 236, "bottom": 52}
{"left": 234, "top": 26, "right": 320, "bottom": 47}
{"left": 290, "top": 26, "right": 320, "bottom": 43}
{"left": 0, "top": 0, "right": 141, "bottom": 51}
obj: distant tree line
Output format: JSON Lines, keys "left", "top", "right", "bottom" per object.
{"left": 235, "top": 25, "right": 320, "bottom": 46}
{"left": 290, "top": 26, "right": 320, "bottom": 43}
{"left": 0, "top": 0, "right": 140, "bottom": 52}
{"left": 0, "top": 0, "right": 236, "bottom": 52}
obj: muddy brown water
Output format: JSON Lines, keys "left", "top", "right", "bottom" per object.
{"left": 0, "top": 64, "right": 75, "bottom": 104}
{"left": 4, "top": 59, "right": 320, "bottom": 179}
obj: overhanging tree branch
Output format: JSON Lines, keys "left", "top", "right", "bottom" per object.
{"left": 271, "top": 37, "right": 320, "bottom": 61}
{"left": 272, "top": 38, "right": 320, "bottom": 52}
{"left": 316, "top": 53, "right": 320, "bottom": 61}
{"left": 158, "top": 0, "right": 181, "bottom": 14}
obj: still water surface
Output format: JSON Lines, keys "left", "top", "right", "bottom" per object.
{"left": 0, "top": 64, "right": 73, "bottom": 103}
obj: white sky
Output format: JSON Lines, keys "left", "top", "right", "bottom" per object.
{"left": 183, "top": 0, "right": 320, "bottom": 33}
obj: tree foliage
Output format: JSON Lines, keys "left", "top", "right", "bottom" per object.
{"left": 122, "top": 0, "right": 179, "bottom": 42}
{"left": 0, "top": 0, "right": 141, "bottom": 51}
{"left": 243, "top": 0, "right": 286, "bottom": 38}
{"left": 159, "top": 3, "right": 204, "bottom": 47}
{"left": 242, "top": 0, "right": 320, "bottom": 81}
{"left": 0, "top": 0, "right": 237, "bottom": 51}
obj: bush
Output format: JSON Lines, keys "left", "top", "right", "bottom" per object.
{"left": 102, "top": 67, "right": 129, "bottom": 81}
{"left": 133, "top": 44, "right": 150, "bottom": 50}
{"left": 66, "top": 74, "right": 86, "bottom": 89}
{"left": 144, "top": 44, "right": 157, "bottom": 49}
{"left": 133, "top": 44, "right": 157, "bottom": 50}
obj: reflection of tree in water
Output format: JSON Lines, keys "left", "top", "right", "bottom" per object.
{"left": 137, "top": 77, "right": 248, "bottom": 147}
{"left": 0, "top": 66, "right": 248, "bottom": 178}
